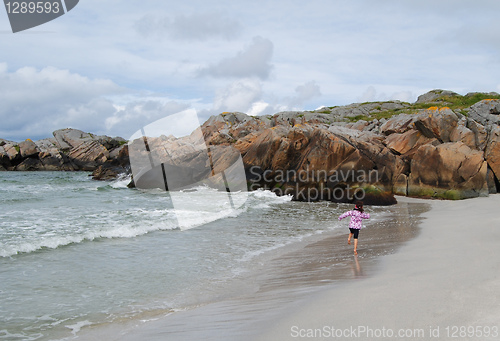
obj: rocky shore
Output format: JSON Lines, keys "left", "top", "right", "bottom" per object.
{"left": 2, "top": 89, "right": 500, "bottom": 203}
{"left": 0, "top": 129, "right": 129, "bottom": 179}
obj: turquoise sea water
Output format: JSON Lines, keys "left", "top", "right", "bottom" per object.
{"left": 0, "top": 171, "right": 379, "bottom": 341}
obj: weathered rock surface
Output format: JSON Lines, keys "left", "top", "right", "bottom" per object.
{"left": 4, "top": 89, "right": 500, "bottom": 203}
{"left": 415, "top": 89, "right": 460, "bottom": 103}
{"left": 19, "top": 139, "right": 39, "bottom": 158}
{"left": 0, "top": 129, "right": 126, "bottom": 172}
{"left": 468, "top": 99, "right": 500, "bottom": 125}
{"left": 413, "top": 108, "right": 459, "bottom": 142}
{"left": 408, "top": 142, "right": 488, "bottom": 199}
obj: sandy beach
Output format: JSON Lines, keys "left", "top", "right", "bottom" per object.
{"left": 258, "top": 195, "right": 500, "bottom": 340}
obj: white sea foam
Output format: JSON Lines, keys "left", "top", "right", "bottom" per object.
{"left": 66, "top": 320, "right": 92, "bottom": 335}
{"left": 251, "top": 188, "right": 293, "bottom": 202}
{"left": 0, "top": 210, "right": 179, "bottom": 257}
{"left": 110, "top": 174, "right": 132, "bottom": 189}
{"left": 1, "top": 188, "right": 292, "bottom": 257}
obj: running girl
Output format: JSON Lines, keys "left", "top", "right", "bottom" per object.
{"left": 338, "top": 201, "right": 370, "bottom": 255}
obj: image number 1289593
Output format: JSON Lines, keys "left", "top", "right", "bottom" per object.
{"left": 3, "top": 0, "right": 79, "bottom": 33}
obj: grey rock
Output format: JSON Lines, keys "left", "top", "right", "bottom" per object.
{"left": 465, "top": 91, "right": 500, "bottom": 97}
{"left": 350, "top": 120, "right": 369, "bottom": 131}
{"left": 3, "top": 143, "right": 20, "bottom": 161}
{"left": 35, "top": 138, "right": 60, "bottom": 155}
{"left": 467, "top": 99, "right": 500, "bottom": 125}
{"left": 379, "top": 114, "right": 415, "bottom": 135}
{"left": 15, "top": 158, "right": 43, "bottom": 171}
{"left": 450, "top": 118, "right": 476, "bottom": 149}
{"left": 327, "top": 101, "right": 409, "bottom": 119}
{"left": 413, "top": 108, "right": 459, "bottom": 142}
{"left": 53, "top": 128, "right": 94, "bottom": 150}
{"left": 466, "top": 118, "right": 488, "bottom": 151}
{"left": 68, "top": 140, "right": 109, "bottom": 171}
{"left": 415, "top": 89, "right": 460, "bottom": 104}
{"left": 0, "top": 139, "right": 16, "bottom": 147}
{"left": 19, "top": 140, "right": 39, "bottom": 158}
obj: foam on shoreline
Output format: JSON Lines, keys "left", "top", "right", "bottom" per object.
{"left": 74, "top": 198, "right": 430, "bottom": 340}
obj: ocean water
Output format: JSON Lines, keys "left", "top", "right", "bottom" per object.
{"left": 0, "top": 172, "right": 418, "bottom": 341}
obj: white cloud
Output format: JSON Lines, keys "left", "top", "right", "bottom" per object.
{"left": 198, "top": 36, "right": 274, "bottom": 79}
{"left": 0, "top": 64, "right": 192, "bottom": 140}
{"left": 213, "top": 78, "right": 262, "bottom": 113}
{"left": 247, "top": 101, "right": 270, "bottom": 116}
{"left": 134, "top": 12, "right": 242, "bottom": 41}
{"left": 209, "top": 79, "right": 322, "bottom": 117}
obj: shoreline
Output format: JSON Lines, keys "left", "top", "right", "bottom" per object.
{"left": 75, "top": 198, "right": 429, "bottom": 340}
{"left": 257, "top": 195, "right": 500, "bottom": 340}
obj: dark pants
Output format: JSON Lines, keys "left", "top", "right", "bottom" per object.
{"left": 349, "top": 228, "right": 360, "bottom": 239}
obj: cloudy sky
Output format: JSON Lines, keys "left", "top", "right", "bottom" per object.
{"left": 1, "top": 0, "right": 500, "bottom": 141}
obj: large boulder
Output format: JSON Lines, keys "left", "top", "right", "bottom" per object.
{"left": 3, "top": 143, "right": 21, "bottom": 162}
{"left": 51, "top": 129, "right": 127, "bottom": 171}
{"left": 413, "top": 108, "right": 459, "bottom": 142}
{"left": 408, "top": 142, "right": 488, "bottom": 199}
{"left": 467, "top": 99, "right": 500, "bottom": 125}
{"left": 385, "top": 129, "right": 438, "bottom": 156}
{"left": 202, "top": 112, "right": 272, "bottom": 142}
{"left": 415, "top": 89, "right": 460, "bottom": 104}
{"left": 35, "top": 138, "right": 75, "bottom": 171}
{"left": 15, "top": 158, "right": 43, "bottom": 171}
{"left": 466, "top": 118, "right": 488, "bottom": 151}
{"left": 379, "top": 114, "right": 416, "bottom": 135}
{"left": 53, "top": 128, "right": 94, "bottom": 150}
{"left": 18, "top": 139, "right": 39, "bottom": 158}
{"left": 92, "top": 145, "right": 130, "bottom": 180}
{"left": 234, "top": 123, "right": 398, "bottom": 203}
{"left": 450, "top": 118, "right": 477, "bottom": 149}
{"left": 68, "top": 140, "right": 109, "bottom": 171}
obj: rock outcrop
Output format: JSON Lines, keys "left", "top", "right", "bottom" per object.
{"left": 0, "top": 129, "right": 127, "bottom": 173}
{"left": 3, "top": 89, "right": 500, "bottom": 204}
{"left": 187, "top": 92, "right": 500, "bottom": 202}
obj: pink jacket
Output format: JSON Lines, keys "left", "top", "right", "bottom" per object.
{"left": 338, "top": 210, "right": 370, "bottom": 229}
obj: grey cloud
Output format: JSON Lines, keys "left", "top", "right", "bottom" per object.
{"left": 134, "top": 12, "right": 242, "bottom": 41}
{"left": 273, "top": 81, "right": 322, "bottom": 111}
{"left": 198, "top": 36, "right": 274, "bottom": 79}
{"left": 290, "top": 81, "right": 322, "bottom": 107}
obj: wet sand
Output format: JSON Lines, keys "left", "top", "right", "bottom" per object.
{"left": 257, "top": 195, "right": 500, "bottom": 340}
{"left": 76, "top": 199, "right": 429, "bottom": 340}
